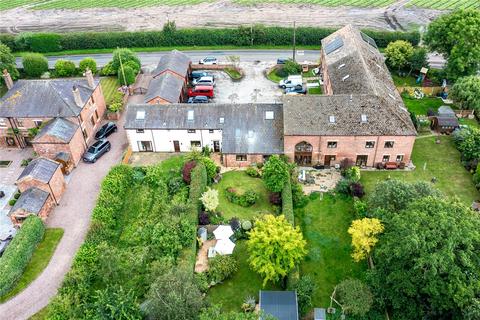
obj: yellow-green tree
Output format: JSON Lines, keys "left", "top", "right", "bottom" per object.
{"left": 348, "top": 218, "right": 384, "bottom": 262}
{"left": 247, "top": 214, "right": 307, "bottom": 286}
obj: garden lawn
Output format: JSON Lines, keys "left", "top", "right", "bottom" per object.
{"left": 402, "top": 96, "right": 444, "bottom": 115}
{"left": 0, "top": 228, "right": 64, "bottom": 303}
{"left": 266, "top": 68, "right": 283, "bottom": 83}
{"left": 214, "top": 171, "right": 275, "bottom": 220}
{"left": 392, "top": 74, "right": 418, "bottom": 87}
{"left": 459, "top": 118, "right": 480, "bottom": 129}
{"left": 362, "top": 136, "right": 479, "bottom": 205}
{"left": 100, "top": 77, "right": 120, "bottom": 105}
{"left": 297, "top": 194, "right": 366, "bottom": 307}
{"left": 207, "top": 241, "right": 280, "bottom": 311}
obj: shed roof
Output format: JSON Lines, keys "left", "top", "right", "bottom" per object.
{"left": 0, "top": 78, "right": 99, "bottom": 118}
{"left": 436, "top": 116, "right": 459, "bottom": 127}
{"left": 152, "top": 50, "right": 191, "bottom": 78}
{"left": 283, "top": 95, "right": 416, "bottom": 136}
{"left": 259, "top": 290, "right": 298, "bottom": 320}
{"left": 438, "top": 105, "right": 455, "bottom": 115}
{"left": 125, "top": 103, "right": 284, "bottom": 154}
{"left": 17, "top": 157, "right": 60, "bottom": 184}
{"left": 10, "top": 187, "right": 50, "bottom": 215}
{"left": 33, "top": 118, "right": 79, "bottom": 143}
{"left": 144, "top": 72, "right": 184, "bottom": 104}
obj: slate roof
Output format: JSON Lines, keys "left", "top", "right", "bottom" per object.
{"left": 436, "top": 116, "right": 459, "bottom": 127}
{"left": 144, "top": 72, "right": 184, "bottom": 104}
{"left": 259, "top": 291, "right": 298, "bottom": 320}
{"left": 283, "top": 95, "right": 416, "bottom": 136}
{"left": 33, "top": 118, "right": 79, "bottom": 143}
{"left": 0, "top": 78, "right": 99, "bottom": 118}
{"left": 438, "top": 105, "right": 455, "bottom": 116}
{"left": 10, "top": 187, "right": 50, "bottom": 215}
{"left": 17, "top": 157, "right": 60, "bottom": 184}
{"left": 125, "top": 103, "right": 284, "bottom": 154}
{"left": 152, "top": 50, "right": 191, "bottom": 78}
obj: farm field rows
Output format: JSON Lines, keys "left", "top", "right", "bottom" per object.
{"left": 407, "top": 0, "right": 479, "bottom": 10}
{"left": 235, "top": 0, "right": 394, "bottom": 7}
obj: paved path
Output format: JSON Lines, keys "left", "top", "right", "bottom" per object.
{"left": 0, "top": 118, "right": 128, "bottom": 320}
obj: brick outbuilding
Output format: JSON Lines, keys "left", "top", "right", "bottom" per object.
{"left": 9, "top": 187, "right": 54, "bottom": 225}
{"left": 16, "top": 157, "right": 65, "bottom": 205}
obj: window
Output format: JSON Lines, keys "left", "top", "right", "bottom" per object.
{"left": 90, "top": 116, "right": 95, "bottom": 126}
{"left": 382, "top": 155, "right": 390, "bottom": 162}
{"left": 361, "top": 114, "right": 368, "bottom": 123}
{"left": 191, "top": 141, "right": 201, "bottom": 148}
{"left": 136, "top": 129, "right": 144, "bottom": 133}
{"left": 329, "top": 115, "right": 336, "bottom": 123}
{"left": 136, "top": 111, "right": 145, "bottom": 120}
{"left": 265, "top": 111, "right": 274, "bottom": 120}
{"left": 0, "top": 118, "right": 6, "bottom": 128}
{"left": 188, "top": 129, "right": 196, "bottom": 133}
{"left": 33, "top": 120, "right": 43, "bottom": 128}
{"left": 94, "top": 109, "right": 99, "bottom": 121}
{"left": 384, "top": 141, "right": 394, "bottom": 148}
{"left": 219, "top": 117, "right": 225, "bottom": 124}
{"left": 396, "top": 154, "right": 404, "bottom": 162}
{"left": 138, "top": 141, "right": 153, "bottom": 152}
{"left": 209, "top": 129, "right": 214, "bottom": 133}
{"left": 236, "top": 154, "right": 247, "bottom": 161}
{"left": 82, "top": 129, "right": 88, "bottom": 139}
{"left": 327, "top": 141, "right": 337, "bottom": 148}
{"left": 263, "top": 155, "right": 271, "bottom": 161}
{"left": 16, "top": 119, "right": 24, "bottom": 128}
{"left": 365, "top": 141, "right": 375, "bottom": 148}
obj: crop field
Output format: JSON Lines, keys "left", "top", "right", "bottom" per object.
{"left": 407, "top": 0, "right": 479, "bottom": 9}
{"left": 235, "top": 0, "right": 394, "bottom": 7}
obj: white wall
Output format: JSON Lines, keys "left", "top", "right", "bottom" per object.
{"left": 127, "top": 129, "right": 222, "bottom": 152}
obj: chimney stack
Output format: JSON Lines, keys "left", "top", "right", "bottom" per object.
{"left": 85, "top": 68, "right": 95, "bottom": 88}
{"left": 2, "top": 69, "right": 14, "bottom": 90}
{"left": 72, "top": 85, "right": 83, "bottom": 107}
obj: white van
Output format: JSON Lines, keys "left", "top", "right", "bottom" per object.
{"left": 279, "top": 75, "right": 302, "bottom": 89}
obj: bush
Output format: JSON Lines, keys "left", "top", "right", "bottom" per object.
{"left": 241, "top": 220, "right": 252, "bottom": 231}
{"left": 269, "top": 192, "right": 282, "bottom": 205}
{"left": 0, "top": 216, "right": 45, "bottom": 296}
{"left": 124, "top": 60, "right": 140, "bottom": 74}
{"left": 108, "top": 91, "right": 125, "bottom": 113}
{"left": 350, "top": 182, "right": 365, "bottom": 198}
{"left": 281, "top": 179, "right": 294, "bottom": 225}
{"left": 118, "top": 65, "right": 135, "bottom": 85}
{"left": 22, "top": 53, "right": 48, "bottom": 77}
{"left": 229, "top": 217, "right": 241, "bottom": 231}
{"left": 245, "top": 166, "right": 261, "bottom": 178}
{"left": 54, "top": 59, "right": 76, "bottom": 77}
{"left": 183, "top": 161, "right": 197, "bottom": 184}
{"left": 201, "top": 157, "right": 218, "bottom": 182}
{"left": 344, "top": 166, "right": 361, "bottom": 182}
{"left": 225, "top": 188, "right": 259, "bottom": 207}
{"left": 353, "top": 198, "right": 368, "bottom": 218}
{"left": 8, "top": 199, "right": 16, "bottom": 206}
{"left": 13, "top": 192, "right": 21, "bottom": 199}
{"left": 15, "top": 32, "right": 61, "bottom": 53}
{"left": 101, "top": 61, "right": 116, "bottom": 76}
{"left": 283, "top": 60, "right": 302, "bottom": 75}
{"left": 335, "top": 178, "right": 352, "bottom": 195}
{"left": 289, "top": 275, "right": 316, "bottom": 316}
{"left": 79, "top": 57, "right": 97, "bottom": 74}
{"left": 207, "top": 255, "right": 238, "bottom": 285}
{"left": 262, "top": 155, "right": 290, "bottom": 193}
{"left": 200, "top": 187, "right": 219, "bottom": 212}
{"left": 198, "top": 211, "right": 210, "bottom": 225}
{"left": 112, "top": 48, "right": 140, "bottom": 73}
{"left": 291, "top": 181, "right": 308, "bottom": 209}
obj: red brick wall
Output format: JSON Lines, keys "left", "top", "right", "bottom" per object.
{"left": 10, "top": 193, "right": 54, "bottom": 225}
{"left": 33, "top": 127, "right": 86, "bottom": 166}
{"left": 78, "top": 85, "right": 107, "bottom": 144}
{"left": 146, "top": 97, "right": 171, "bottom": 105}
{"left": 320, "top": 51, "right": 333, "bottom": 95}
{"left": 223, "top": 154, "right": 265, "bottom": 167}
{"left": 17, "top": 163, "right": 66, "bottom": 204}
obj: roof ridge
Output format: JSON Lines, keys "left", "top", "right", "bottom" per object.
{"left": 48, "top": 81, "right": 81, "bottom": 116}
{"left": 349, "top": 28, "right": 379, "bottom": 96}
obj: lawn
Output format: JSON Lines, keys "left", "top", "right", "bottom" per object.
{"left": 308, "top": 86, "right": 322, "bottom": 95}
{"left": 266, "top": 68, "right": 284, "bottom": 84}
{"left": 0, "top": 228, "right": 64, "bottom": 303}
{"left": 392, "top": 74, "right": 418, "bottom": 87}
{"left": 100, "top": 77, "right": 120, "bottom": 106}
{"left": 214, "top": 171, "right": 275, "bottom": 220}
{"left": 403, "top": 96, "right": 444, "bottom": 115}
{"left": 362, "top": 136, "right": 479, "bottom": 205}
{"left": 297, "top": 194, "right": 366, "bottom": 307}
{"left": 459, "top": 118, "right": 480, "bottom": 129}
{"left": 207, "top": 241, "right": 280, "bottom": 311}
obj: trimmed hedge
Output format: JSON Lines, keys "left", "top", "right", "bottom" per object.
{"left": 0, "top": 27, "right": 420, "bottom": 53}
{"left": 282, "top": 179, "right": 294, "bottom": 226}
{"left": 0, "top": 216, "right": 45, "bottom": 297}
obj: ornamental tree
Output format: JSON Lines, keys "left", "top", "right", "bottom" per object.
{"left": 384, "top": 40, "right": 414, "bottom": 71}
{"left": 247, "top": 214, "right": 307, "bottom": 286}
{"left": 262, "top": 155, "right": 290, "bottom": 192}
{"left": 424, "top": 9, "right": 480, "bottom": 79}
{"left": 79, "top": 57, "right": 97, "bottom": 74}
{"left": 0, "top": 42, "right": 19, "bottom": 82}
{"left": 450, "top": 76, "right": 480, "bottom": 111}
{"left": 348, "top": 217, "right": 384, "bottom": 262}
{"left": 200, "top": 187, "right": 219, "bottom": 212}
{"left": 335, "top": 279, "right": 373, "bottom": 316}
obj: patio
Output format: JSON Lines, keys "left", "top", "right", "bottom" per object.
{"left": 298, "top": 168, "right": 342, "bottom": 194}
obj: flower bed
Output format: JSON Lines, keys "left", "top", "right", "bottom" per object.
{"left": 225, "top": 187, "right": 259, "bottom": 207}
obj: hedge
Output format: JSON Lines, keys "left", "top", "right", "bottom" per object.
{"left": 0, "top": 26, "right": 420, "bottom": 53}
{"left": 282, "top": 179, "right": 294, "bottom": 226}
{"left": 0, "top": 216, "right": 45, "bottom": 297}
{"left": 189, "top": 162, "right": 207, "bottom": 214}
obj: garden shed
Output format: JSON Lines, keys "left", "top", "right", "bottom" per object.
{"left": 9, "top": 187, "right": 54, "bottom": 225}
{"left": 259, "top": 290, "right": 299, "bottom": 320}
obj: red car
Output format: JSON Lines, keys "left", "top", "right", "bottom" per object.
{"left": 188, "top": 85, "right": 214, "bottom": 98}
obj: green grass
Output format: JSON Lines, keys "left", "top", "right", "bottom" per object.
{"left": 308, "top": 86, "right": 322, "bottom": 95}
{"left": 297, "top": 194, "right": 366, "bottom": 307}
{"left": 459, "top": 118, "right": 480, "bottom": 129}
{"left": 207, "top": 241, "right": 280, "bottom": 311}
{"left": 214, "top": 171, "right": 275, "bottom": 220}
{"left": 224, "top": 67, "right": 243, "bottom": 80}
{"left": 0, "top": 228, "right": 64, "bottom": 303}
{"left": 403, "top": 96, "right": 444, "bottom": 115}
{"left": 100, "top": 77, "right": 120, "bottom": 106}
{"left": 362, "top": 136, "right": 479, "bottom": 205}
{"left": 235, "top": 0, "right": 395, "bottom": 7}
{"left": 392, "top": 74, "right": 418, "bottom": 87}
{"left": 0, "top": 85, "right": 7, "bottom": 98}
{"left": 29, "top": 306, "right": 50, "bottom": 320}
{"left": 266, "top": 68, "right": 283, "bottom": 83}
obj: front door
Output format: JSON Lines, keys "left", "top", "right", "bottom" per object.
{"left": 324, "top": 155, "right": 336, "bottom": 167}
{"left": 173, "top": 140, "right": 180, "bottom": 152}
{"left": 356, "top": 155, "right": 368, "bottom": 167}
{"left": 213, "top": 141, "right": 220, "bottom": 152}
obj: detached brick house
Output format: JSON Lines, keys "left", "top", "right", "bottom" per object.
{"left": 0, "top": 69, "right": 106, "bottom": 152}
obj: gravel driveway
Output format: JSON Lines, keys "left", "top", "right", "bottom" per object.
{"left": 0, "top": 117, "right": 128, "bottom": 320}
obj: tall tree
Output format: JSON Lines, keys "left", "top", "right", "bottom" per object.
{"left": 408, "top": 47, "right": 429, "bottom": 75}
{"left": 450, "top": 75, "right": 480, "bottom": 111}
{"left": 424, "top": 9, "right": 480, "bottom": 80}
{"left": 262, "top": 155, "right": 290, "bottom": 193}
{"left": 335, "top": 279, "right": 373, "bottom": 316}
{"left": 384, "top": 40, "right": 414, "bottom": 71}
{"left": 348, "top": 217, "right": 384, "bottom": 262}
{"left": 0, "top": 42, "right": 19, "bottom": 82}
{"left": 247, "top": 214, "right": 307, "bottom": 286}
{"left": 370, "top": 197, "right": 480, "bottom": 319}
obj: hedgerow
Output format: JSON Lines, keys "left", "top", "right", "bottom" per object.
{"left": 0, "top": 216, "right": 45, "bottom": 297}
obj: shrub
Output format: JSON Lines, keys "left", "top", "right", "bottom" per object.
{"left": 107, "top": 91, "right": 125, "bottom": 113}
{"left": 0, "top": 42, "right": 19, "bottom": 82}
{"left": 241, "top": 220, "right": 252, "bottom": 231}
{"left": 207, "top": 255, "right": 238, "bottom": 285}
{"left": 262, "top": 155, "right": 290, "bottom": 193}
{"left": 335, "top": 178, "right": 352, "bottom": 195}
{"left": 13, "top": 192, "right": 21, "bottom": 199}
{"left": 8, "top": 199, "right": 16, "bottom": 206}
{"left": 339, "top": 158, "right": 354, "bottom": 171}
{"left": 283, "top": 60, "right": 302, "bottom": 75}
{"left": 350, "top": 182, "right": 365, "bottom": 198}
{"left": 22, "top": 53, "right": 48, "bottom": 77}
{"left": 242, "top": 296, "right": 256, "bottom": 312}
{"left": 182, "top": 161, "right": 197, "bottom": 183}
{"left": 202, "top": 157, "right": 218, "bottom": 182}
{"left": 245, "top": 166, "right": 261, "bottom": 178}
{"left": 200, "top": 187, "right": 219, "bottom": 212}
{"left": 291, "top": 181, "right": 308, "bottom": 208}
{"left": 101, "top": 61, "right": 116, "bottom": 76}
{"left": 282, "top": 179, "right": 294, "bottom": 225}
{"left": 54, "top": 59, "right": 76, "bottom": 77}
{"left": 344, "top": 166, "right": 361, "bottom": 182}
{"left": 229, "top": 217, "right": 241, "bottom": 231}
{"left": 289, "top": 275, "right": 316, "bottom": 316}
{"left": 353, "top": 198, "right": 368, "bottom": 218}
{"left": 124, "top": 60, "right": 140, "bottom": 74}
{"left": 199, "top": 211, "right": 210, "bottom": 225}
{"left": 335, "top": 279, "right": 373, "bottom": 316}
{"left": 79, "top": 57, "right": 97, "bottom": 74}
{"left": 0, "top": 216, "right": 45, "bottom": 296}
{"left": 269, "top": 192, "right": 282, "bottom": 205}
{"left": 118, "top": 65, "right": 135, "bottom": 85}
{"left": 189, "top": 162, "right": 208, "bottom": 214}
{"left": 225, "top": 188, "right": 259, "bottom": 207}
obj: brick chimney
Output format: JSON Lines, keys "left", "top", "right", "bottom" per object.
{"left": 72, "top": 86, "right": 83, "bottom": 107}
{"left": 2, "top": 69, "right": 14, "bottom": 90}
{"left": 85, "top": 68, "right": 95, "bottom": 88}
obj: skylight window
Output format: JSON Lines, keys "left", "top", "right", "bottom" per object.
{"left": 265, "top": 111, "right": 274, "bottom": 120}
{"left": 329, "top": 115, "right": 336, "bottom": 123}
{"left": 342, "top": 75, "right": 350, "bottom": 82}
{"left": 338, "top": 63, "right": 346, "bottom": 69}
{"left": 136, "top": 110, "right": 145, "bottom": 120}
{"left": 187, "top": 110, "right": 194, "bottom": 121}
{"left": 361, "top": 114, "right": 368, "bottom": 123}
{"left": 388, "top": 93, "right": 396, "bottom": 100}
{"left": 219, "top": 117, "right": 225, "bottom": 124}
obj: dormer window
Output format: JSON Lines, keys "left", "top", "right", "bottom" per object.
{"left": 329, "top": 115, "right": 336, "bottom": 123}
{"left": 265, "top": 111, "right": 274, "bottom": 120}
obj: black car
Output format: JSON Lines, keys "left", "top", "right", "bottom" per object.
{"left": 83, "top": 139, "right": 111, "bottom": 163}
{"left": 95, "top": 122, "right": 117, "bottom": 140}
{"left": 285, "top": 84, "right": 307, "bottom": 95}
{"left": 277, "top": 58, "right": 288, "bottom": 64}
{"left": 190, "top": 71, "right": 213, "bottom": 81}
{"left": 188, "top": 96, "right": 209, "bottom": 104}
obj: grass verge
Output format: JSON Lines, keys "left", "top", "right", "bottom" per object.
{"left": 0, "top": 228, "right": 64, "bottom": 303}
{"left": 266, "top": 68, "right": 283, "bottom": 83}
{"left": 224, "top": 67, "right": 243, "bottom": 80}
{"left": 308, "top": 86, "right": 322, "bottom": 95}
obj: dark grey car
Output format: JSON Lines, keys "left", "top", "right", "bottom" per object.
{"left": 83, "top": 139, "right": 111, "bottom": 163}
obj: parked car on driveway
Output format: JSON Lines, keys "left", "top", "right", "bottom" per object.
{"left": 83, "top": 139, "right": 111, "bottom": 163}
{"left": 285, "top": 85, "right": 306, "bottom": 95}
{"left": 95, "top": 122, "right": 117, "bottom": 140}
{"left": 188, "top": 96, "right": 209, "bottom": 104}
{"left": 279, "top": 75, "right": 303, "bottom": 89}
{"left": 192, "top": 76, "right": 215, "bottom": 86}
{"left": 190, "top": 71, "right": 213, "bottom": 81}
{"left": 188, "top": 85, "right": 214, "bottom": 98}
{"left": 199, "top": 56, "right": 218, "bottom": 65}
